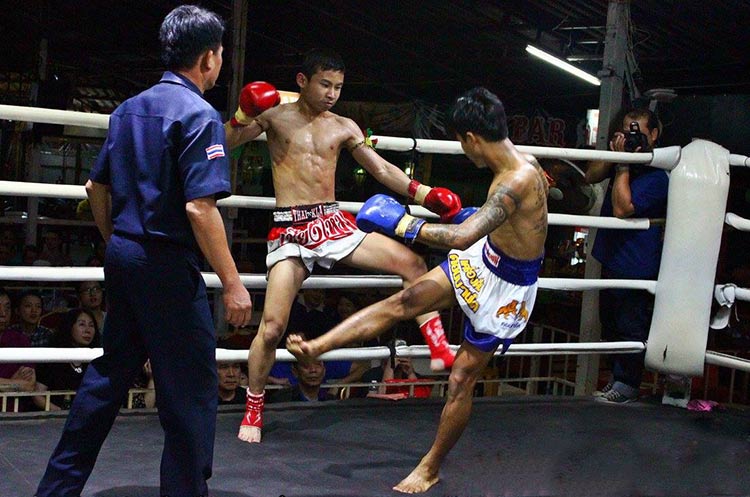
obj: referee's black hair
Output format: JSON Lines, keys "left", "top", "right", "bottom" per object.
{"left": 159, "top": 5, "right": 224, "bottom": 71}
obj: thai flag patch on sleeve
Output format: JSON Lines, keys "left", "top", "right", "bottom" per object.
{"left": 205, "top": 144, "right": 225, "bottom": 160}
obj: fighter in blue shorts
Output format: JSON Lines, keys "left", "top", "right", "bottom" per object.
{"left": 287, "top": 87, "right": 549, "bottom": 494}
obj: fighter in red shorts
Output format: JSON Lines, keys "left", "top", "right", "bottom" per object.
{"left": 225, "top": 49, "right": 462, "bottom": 443}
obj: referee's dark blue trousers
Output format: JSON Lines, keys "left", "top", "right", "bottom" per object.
{"left": 37, "top": 234, "right": 218, "bottom": 497}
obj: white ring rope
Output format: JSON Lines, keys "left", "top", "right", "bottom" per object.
{"left": 0, "top": 180, "right": 659, "bottom": 230}
{"left": 729, "top": 154, "right": 750, "bottom": 167}
{"left": 705, "top": 350, "right": 750, "bottom": 374}
{"left": 725, "top": 212, "right": 750, "bottom": 232}
{"left": 0, "top": 104, "right": 684, "bottom": 168}
{"left": 0, "top": 104, "right": 110, "bottom": 129}
{"left": 0, "top": 266, "right": 656, "bottom": 294}
{"left": 0, "top": 341, "right": 647, "bottom": 364}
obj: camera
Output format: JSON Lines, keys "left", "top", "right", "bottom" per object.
{"left": 623, "top": 121, "right": 650, "bottom": 152}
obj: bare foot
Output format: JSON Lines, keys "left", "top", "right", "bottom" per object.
{"left": 393, "top": 464, "right": 439, "bottom": 494}
{"left": 286, "top": 333, "right": 316, "bottom": 361}
{"left": 237, "top": 425, "right": 261, "bottom": 443}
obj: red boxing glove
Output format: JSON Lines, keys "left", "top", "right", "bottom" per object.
{"left": 230, "top": 81, "right": 280, "bottom": 128}
{"left": 408, "top": 180, "right": 462, "bottom": 222}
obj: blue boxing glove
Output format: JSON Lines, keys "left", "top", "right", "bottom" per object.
{"left": 356, "top": 194, "right": 426, "bottom": 245}
{"left": 452, "top": 207, "right": 479, "bottom": 224}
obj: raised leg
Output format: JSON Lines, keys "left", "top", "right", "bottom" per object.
{"left": 342, "top": 233, "right": 455, "bottom": 369}
{"left": 287, "top": 267, "right": 453, "bottom": 362}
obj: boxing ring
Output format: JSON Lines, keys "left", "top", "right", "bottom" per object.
{"left": 1, "top": 104, "right": 750, "bottom": 496}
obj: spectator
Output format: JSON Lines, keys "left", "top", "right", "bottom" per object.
{"left": 362, "top": 339, "right": 432, "bottom": 398}
{"left": 6, "top": 290, "right": 55, "bottom": 346}
{"left": 77, "top": 281, "right": 106, "bottom": 331}
{"left": 217, "top": 362, "right": 246, "bottom": 405}
{"left": 287, "top": 288, "right": 337, "bottom": 341}
{"left": 38, "top": 230, "right": 73, "bottom": 267}
{"left": 0, "top": 229, "right": 20, "bottom": 262}
{"left": 0, "top": 288, "right": 39, "bottom": 411}
{"left": 269, "top": 359, "right": 335, "bottom": 403}
{"left": 267, "top": 289, "right": 338, "bottom": 384}
{"left": 36, "top": 308, "right": 101, "bottom": 410}
{"left": 13, "top": 244, "right": 40, "bottom": 266}
{"left": 334, "top": 292, "right": 359, "bottom": 322}
{"left": 269, "top": 329, "right": 366, "bottom": 390}
{"left": 0, "top": 243, "right": 14, "bottom": 265}
{"left": 586, "top": 108, "right": 669, "bottom": 404}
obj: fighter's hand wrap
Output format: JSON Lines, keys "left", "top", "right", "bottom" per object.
{"left": 229, "top": 81, "right": 281, "bottom": 128}
{"left": 356, "top": 194, "right": 426, "bottom": 245}
{"left": 452, "top": 207, "right": 479, "bottom": 224}
{"left": 408, "top": 180, "right": 462, "bottom": 222}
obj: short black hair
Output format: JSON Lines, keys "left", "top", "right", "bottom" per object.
{"left": 16, "top": 289, "right": 43, "bottom": 306}
{"left": 623, "top": 107, "right": 661, "bottom": 139}
{"left": 159, "top": 5, "right": 225, "bottom": 71}
{"left": 448, "top": 87, "right": 508, "bottom": 142}
{"left": 301, "top": 48, "right": 345, "bottom": 79}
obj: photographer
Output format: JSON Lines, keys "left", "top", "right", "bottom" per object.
{"left": 585, "top": 108, "right": 669, "bottom": 404}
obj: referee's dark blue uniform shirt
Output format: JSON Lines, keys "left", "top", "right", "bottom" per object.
{"left": 36, "top": 71, "right": 231, "bottom": 497}
{"left": 90, "top": 71, "right": 231, "bottom": 249}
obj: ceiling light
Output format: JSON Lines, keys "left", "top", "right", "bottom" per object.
{"left": 525, "top": 44, "right": 601, "bottom": 86}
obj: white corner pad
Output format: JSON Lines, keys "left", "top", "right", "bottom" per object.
{"left": 649, "top": 146, "right": 681, "bottom": 171}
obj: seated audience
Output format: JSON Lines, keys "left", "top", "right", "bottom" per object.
{"left": 218, "top": 362, "right": 246, "bottom": 405}
{"left": 0, "top": 229, "right": 20, "bottom": 263}
{"left": 362, "top": 339, "right": 432, "bottom": 398}
{"left": 287, "top": 289, "right": 337, "bottom": 341}
{"left": 6, "top": 290, "right": 55, "bottom": 346}
{"left": 38, "top": 230, "right": 73, "bottom": 267}
{"left": 11, "top": 244, "right": 41, "bottom": 266}
{"left": 269, "top": 330, "right": 366, "bottom": 390}
{"left": 36, "top": 308, "right": 101, "bottom": 410}
{"left": 76, "top": 281, "right": 106, "bottom": 331}
{"left": 269, "top": 359, "right": 336, "bottom": 403}
{"left": 0, "top": 288, "right": 40, "bottom": 411}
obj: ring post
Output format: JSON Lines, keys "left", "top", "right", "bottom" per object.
{"left": 645, "top": 140, "right": 730, "bottom": 376}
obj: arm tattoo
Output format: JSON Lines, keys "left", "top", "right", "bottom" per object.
{"left": 481, "top": 185, "right": 520, "bottom": 227}
{"left": 420, "top": 224, "right": 465, "bottom": 249}
{"left": 419, "top": 186, "right": 520, "bottom": 249}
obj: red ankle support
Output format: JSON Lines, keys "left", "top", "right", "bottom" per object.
{"left": 242, "top": 390, "right": 265, "bottom": 428}
{"left": 419, "top": 316, "right": 451, "bottom": 353}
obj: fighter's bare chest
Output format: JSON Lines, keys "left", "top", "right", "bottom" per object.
{"left": 274, "top": 124, "right": 347, "bottom": 155}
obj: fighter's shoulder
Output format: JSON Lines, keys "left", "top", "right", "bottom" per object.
{"left": 330, "top": 114, "right": 361, "bottom": 135}
{"left": 515, "top": 162, "right": 545, "bottom": 189}
{"left": 263, "top": 102, "right": 290, "bottom": 119}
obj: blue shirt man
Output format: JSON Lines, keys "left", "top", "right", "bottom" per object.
{"left": 36, "top": 6, "right": 252, "bottom": 497}
{"left": 93, "top": 71, "right": 231, "bottom": 250}
{"left": 587, "top": 108, "right": 669, "bottom": 404}
{"left": 592, "top": 167, "right": 669, "bottom": 279}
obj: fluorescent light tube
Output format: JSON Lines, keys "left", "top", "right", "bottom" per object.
{"left": 525, "top": 45, "right": 601, "bottom": 86}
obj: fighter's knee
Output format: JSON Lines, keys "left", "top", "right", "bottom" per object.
{"left": 447, "top": 368, "right": 478, "bottom": 399}
{"left": 395, "top": 251, "right": 428, "bottom": 281}
{"left": 395, "top": 286, "right": 422, "bottom": 314}
{"left": 258, "top": 318, "right": 286, "bottom": 345}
